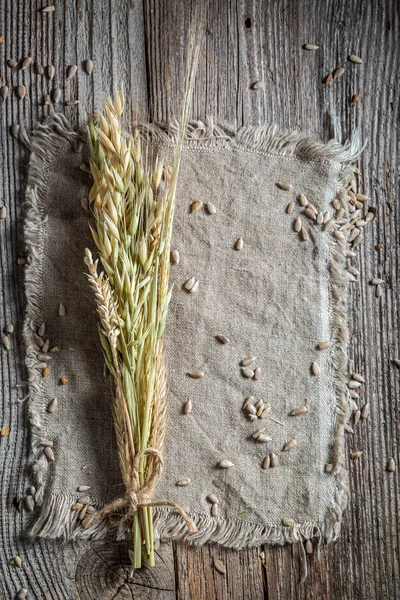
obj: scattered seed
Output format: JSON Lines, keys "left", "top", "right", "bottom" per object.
{"left": 387, "top": 458, "right": 396, "bottom": 472}
{"left": 170, "top": 249, "right": 180, "bottom": 264}
{"left": 16, "top": 85, "right": 26, "bottom": 98}
{"left": 77, "top": 486, "right": 91, "bottom": 493}
{"left": 246, "top": 404, "right": 257, "bottom": 416}
{"left": 184, "top": 277, "right": 195, "bottom": 291}
{"left": 351, "top": 450, "right": 363, "bottom": 460}
{"left": 86, "top": 505, "right": 97, "bottom": 514}
{"left": 349, "top": 55, "right": 362, "bottom": 64}
{"left": 254, "top": 367, "right": 261, "bottom": 380}
{"left": 25, "top": 495, "right": 35, "bottom": 511}
{"left": 356, "top": 193, "right": 368, "bottom": 201}
{"left": 218, "top": 460, "right": 234, "bottom": 468}
{"left": 333, "top": 66, "right": 345, "bottom": 78}
{"left": 65, "top": 99, "right": 79, "bottom": 106}
{"left": 316, "top": 211, "right": 324, "bottom": 225}
{"left": 206, "top": 494, "right": 219, "bottom": 504}
{"left": 261, "top": 404, "right": 271, "bottom": 419}
{"left": 270, "top": 453, "right": 279, "bottom": 467}
{"left": 300, "top": 227, "right": 309, "bottom": 241}
{"left": 290, "top": 405, "right": 307, "bottom": 416}
{"left": 21, "top": 56, "right": 33, "bottom": 70}
{"left": 42, "top": 366, "right": 48, "bottom": 377}
{"left": 190, "top": 200, "right": 202, "bottom": 213}
{"left": 40, "top": 440, "right": 53, "bottom": 447}
{"left": 333, "top": 230, "right": 345, "bottom": 241}
{"left": 354, "top": 410, "right": 361, "bottom": 425}
{"left": 189, "top": 280, "right": 199, "bottom": 293}
{"left": 251, "top": 80, "right": 265, "bottom": 90}
{"left": 0, "top": 86, "right": 9, "bottom": 100}
{"left": 294, "top": 216, "right": 302, "bottom": 232}
{"left": 262, "top": 455, "right": 270, "bottom": 469}
{"left": 348, "top": 380, "right": 361, "bottom": 389}
{"left": 256, "top": 433, "right": 272, "bottom": 443}
{"left": 183, "top": 400, "right": 192, "bottom": 414}
{"left": 2, "top": 335, "right": 10, "bottom": 350}
{"left": 79, "top": 505, "right": 88, "bottom": 520}
{"left": 241, "top": 367, "right": 254, "bottom": 378}
{"left": 47, "top": 64, "right": 55, "bottom": 79}
{"left": 241, "top": 356, "right": 257, "bottom": 367}
{"left": 298, "top": 193, "right": 308, "bottom": 207}
{"left": 11, "top": 555, "right": 22, "bottom": 567}
{"left": 375, "top": 285, "right": 382, "bottom": 298}
{"left": 33, "top": 362, "right": 47, "bottom": 370}
{"left": 351, "top": 400, "right": 359, "bottom": 412}
{"left": 44, "top": 446, "right": 55, "bottom": 461}
{"left": 52, "top": 88, "right": 61, "bottom": 103}
{"left": 49, "top": 344, "right": 60, "bottom": 353}
{"left": 305, "top": 539, "right": 313, "bottom": 554}
{"left": 304, "top": 44, "right": 319, "bottom": 51}
{"left": 352, "top": 94, "right": 360, "bottom": 103}
{"left": 352, "top": 373, "right": 365, "bottom": 383}
{"left": 42, "top": 339, "right": 50, "bottom": 353}
{"left": 353, "top": 233, "right": 363, "bottom": 247}
{"left": 365, "top": 212, "right": 375, "bottom": 222}
{"left": 67, "top": 64, "right": 78, "bottom": 79}
{"left": 8, "top": 59, "right": 18, "bottom": 68}
{"left": 58, "top": 302, "right": 66, "bottom": 316}
{"left": 216, "top": 334, "right": 229, "bottom": 344}
{"left": 344, "top": 424, "right": 354, "bottom": 433}
{"left": 60, "top": 377, "right": 69, "bottom": 385}
{"left": 282, "top": 517, "right": 294, "bottom": 527}
{"left": 176, "top": 478, "right": 191, "bottom": 487}
{"left": 79, "top": 496, "right": 91, "bottom": 505}
{"left": 72, "top": 502, "right": 83, "bottom": 511}
{"left": 35, "top": 63, "right": 44, "bottom": 74}
{"left": 17, "top": 588, "right": 28, "bottom": 600}
{"left": 74, "top": 139, "right": 84, "bottom": 153}
{"left": 43, "top": 94, "right": 50, "bottom": 106}
{"left": 206, "top": 202, "right": 217, "bottom": 215}
{"left": 1, "top": 426, "right": 9, "bottom": 436}
{"left": 318, "top": 341, "right": 331, "bottom": 350}
{"left": 283, "top": 439, "right": 297, "bottom": 452}
{"left": 211, "top": 503, "right": 219, "bottom": 517}
{"left": 311, "top": 361, "right": 320, "bottom": 376}
{"left": 325, "top": 73, "right": 333, "bottom": 83}
{"left": 325, "top": 463, "right": 333, "bottom": 473}
{"left": 286, "top": 201, "right": 295, "bottom": 214}
{"left": 235, "top": 237, "right": 244, "bottom": 250}
{"left": 42, "top": 5, "right": 55, "bottom": 12}
{"left": 47, "top": 398, "right": 58, "bottom": 414}
{"left": 84, "top": 59, "right": 94, "bottom": 74}
{"left": 277, "top": 182, "right": 292, "bottom": 191}
{"left": 361, "top": 403, "right": 369, "bottom": 420}
{"left": 304, "top": 207, "right": 316, "bottom": 220}
{"left": 6, "top": 324, "right": 14, "bottom": 333}
{"left": 187, "top": 370, "right": 204, "bottom": 379}
{"left": 214, "top": 559, "right": 227, "bottom": 574}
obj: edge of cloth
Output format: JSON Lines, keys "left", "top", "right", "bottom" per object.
{"left": 22, "top": 115, "right": 361, "bottom": 552}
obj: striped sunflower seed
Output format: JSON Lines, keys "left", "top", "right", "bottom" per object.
{"left": 256, "top": 433, "right": 272, "bottom": 443}
{"left": 311, "top": 361, "right": 320, "bottom": 376}
{"left": 387, "top": 458, "right": 396, "bottom": 472}
{"left": 316, "top": 211, "right": 324, "bottom": 225}
{"left": 283, "top": 439, "right": 297, "bottom": 452}
{"left": 187, "top": 370, "right": 204, "bottom": 379}
{"left": 216, "top": 334, "right": 229, "bottom": 344}
{"left": 356, "top": 193, "right": 368, "bottom": 201}
{"left": 270, "top": 453, "right": 279, "bottom": 467}
{"left": 290, "top": 405, "right": 307, "bottom": 416}
{"left": 348, "top": 380, "right": 361, "bottom": 389}
{"left": 277, "top": 182, "right": 292, "bottom": 191}
{"left": 2, "top": 335, "right": 10, "bottom": 350}
{"left": 354, "top": 410, "right": 361, "bottom": 425}
{"left": 235, "top": 237, "right": 244, "bottom": 250}
{"left": 304, "top": 207, "right": 316, "bottom": 220}
{"left": 190, "top": 200, "right": 202, "bottom": 213}
{"left": 246, "top": 404, "right": 257, "bottom": 415}
{"left": 218, "top": 460, "right": 234, "bottom": 468}
{"left": 352, "top": 373, "right": 365, "bottom": 383}
{"left": 176, "top": 478, "right": 190, "bottom": 487}
{"left": 11, "top": 555, "right": 22, "bottom": 567}
{"left": 40, "top": 440, "right": 53, "bottom": 447}
{"left": 333, "top": 66, "right": 345, "bottom": 78}
{"left": 47, "top": 64, "right": 55, "bottom": 79}
{"left": 241, "top": 367, "right": 254, "bottom": 378}
{"left": 333, "top": 230, "right": 345, "bottom": 241}
{"left": 323, "top": 212, "right": 331, "bottom": 224}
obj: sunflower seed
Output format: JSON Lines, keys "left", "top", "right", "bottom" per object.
{"left": 277, "top": 182, "right": 292, "bottom": 191}
{"left": 77, "top": 486, "right": 91, "bottom": 492}
{"left": 16, "top": 85, "right": 26, "bottom": 98}
{"left": 67, "top": 64, "right": 78, "bottom": 79}
{"left": 243, "top": 396, "right": 255, "bottom": 409}
{"left": 325, "top": 463, "right": 333, "bottom": 472}
{"left": 190, "top": 200, "right": 202, "bottom": 213}
{"left": 270, "top": 453, "right": 279, "bottom": 467}
{"left": 183, "top": 400, "right": 192, "bottom": 414}
{"left": 8, "top": 59, "right": 18, "bottom": 68}
{"left": 257, "top": 433, "right": 272, "bottom": 443}
{"left": 254, "top": 367, "right": 261, "bottom": 380}
{"left": 361, "top": 403, "right": 369, "bottom": 419}
{"left": 304, "top": 44, "right": 319, "bottom": 51}
{"left": 333, "top": 66, "right": 345, "bottom": 78}
{"left": 333, "top": 230, "right": 345, "bottom": 241}
{"left": 261, "top": 403, "right": 271, "bottom": 418}
{"left": 318, "top": 341, "right": 331, "bottom": 350}
{"left": 216, "top": 334, "right": 229, "bottom": 344}
{"left": 365, "top": 212, "right": 375, "bottom": 222}
{"left": 58, "top": 302, "right": 66, "bottom": 316}
{"left": 353, "top": 233, "right": 363, "bottom": 247}
{"left": 294, "top": 216, "right": 302, "bottom": 232}
{"left": 387, "top": 458, "right": 396, "bottom": 472}
{"left": 393, "top": 359, "right": 400, "bottom": 369}
{"left": 170, "top": 249, "right": 180, "bottom": 264}
{"left": 40, "top": 440, "right": 54, "bottom": 448}
{"left": 2, "top": 335, "right": 9, "bottom": 350}
{"left": 52, "top": 88, "right": 61, "bottom": 103}
{"left": 176, "top": 478, "right": 190, "bottom": 487}
{"left": 184, "top": 277, "right": 195, "bottom": 290}
{"left": 241, "top": 367, "right": 254, "bottom": 378}
{"left": 79, "top": 505, "right": 88, "bottom": 520}
{"left": 35, "top": 62, "right": 44, "bottom": 74}
{"left": 311, "top": 361, "right": 320, "bottom": 376}
{"left": 349, "top": 55, "right": 362, "bottom": 64}
{"left": 298, "top": 193, "right": 308, "bottom": 207}
{"left": 71, "top": 502, "right": 83, "bottom": 511}
{"left": 290, "top": 405, "right": 307, "bottom": 416}
{"left": 75, "top": 139, "right": 84, "bottom": 153}
{"left": 286, "top": 201, "right": 295, "bottom": 214}
{"left": 347, "top": 265, "right": 360, "bottom": 277}
{"left": 354, "top": 410, "right": 361, "bottom": 425}
{"left": 25, "top": 495, "right": 35, "bottom": 511}
{"left": 305, "top": 540, "right": 313, "bottom": 554}
{"left": 375, "top": 285, "right": 383, "bottom": 298}
{"left": 21, "top": 55, "right": 32, "bottom": 70}
{"left": 11, "top": 555, "right": 22, "bottom": 567}
{"left": 206, "top": 202, "right": 217, "bottom": 214}
{"left": 351, "top": 400, "right": 359, "bottom": 412}
{"left": 6, "top": 324, "right": 14, "bottom": 334}
{"left": 47, "top": 398, "right": 58, "bottom": 414}
{"left": 352, "top": 373, "right": 365, "bottom": 383}
{"left": 44, "top": 447, "right": 55, "bottom": 461}
{"left": 241, "top": 356, "right": 257, "bottom": 367}
{"left": 86, "top": 505, "right": 97, "bottom": 514}
{"left": 246, "top": 404, "right": 257, "bottom": 416}
{"left": 187, "top": 370, "right": 204, "bottom": 379}
{"left": 316, "top": 211, "right": 324, "bottom": 225}
{"left": 304, "top": 207, "right": 316, "bottom": 221}
{"left": 282, "top": 517, "right": 294, "bottom": 527}
{"left": 17, "top": 588, "right": 28, "bottom": 600}
{"left": 43, "top": 94, "right": 50, "bottom": 106}
{"left": 33, "top": 362, "right": 47, "bottom": 370}
{"left": 47, "top": 64, "right": 55, "bottom": 79}
{"left": 206, "top": 494, "right": 219, "bottom": 504}
{"left": 79, "top": 496, "right": 91, "bottom": 505}
{"left": 38, "top": 322, "right": 45, "bottom": 337}
{"left": 214, "top": 559, "right": 227, "bottom": 574}
{"left": 0, "top": 86, "right": 9, "bottom": 100}
{"left": 254, "top": 400, "right": 263, "bottom": 410}
{"left": 211, "top": 503, "right": 219, "bottom": 516}
{"left": 348, "top": 380, "right": 361, "bottom": 389}
{"left": 11, "top": 123, "right": 20, "bottom": 139}
{"left": 65, "top": 99, "right": 79, "bottom": 106}
{"left": 262, "top": 455, "right": 271, "bottom": 469}
{"left": 218, "top": 460, "right": 234, "bottom": 468}
{"left": 235, "top": 237, "right": 244, "bottom": 250}
{"left": 283, "top": 439, "right": 297, "bottom": 452}
{"left": 84, "top": 59, "right": 94, "bottom": 74}
{"left": 300, "top": 227, "right": 309, "bottom": 241}
{"left": 344, "top": 424, "right": 354, "bottom": 433}
{"left": 356, "top": 193, "right": 368, "bottom": 201}
{"left": 42, "top": 5, "right": 55, "bottom": 11}
{"left": 351, "top": 450, "right": 363, "bottom": 460}
{"left": 42, "top": 339, "right": 50, "bottom": 353}
{"left": 189, "top": 280, "right": 199, "bottom": 293}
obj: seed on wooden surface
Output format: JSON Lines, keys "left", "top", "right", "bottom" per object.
{"left": 375, "top": 285, "right": 382, "bottom": 298}
{"left": 365, "top": 212, "right": 375, "bottom": 222}
{"left": 11, "top": 123, "right": 20, "bottom": 139}
{"left": 344, "top": 424, "right": 354, "bottom": 433}
{"left": 206, "top": 494, "right": 219, "bottom": 504}
{"left": 356, "top": 193, "right": 368, "bottom": 201}
{"left": 277, "top": 182, "right": 292, "bottom": 191}
{"left": 44, "top": 446, "right": 55, "bottom": 461}
{"left": 254, "top": 367, "right": 261, "bottom": 380}
{"left": 262, "top": 455, "right": 271, "bottom": 469}
{"left": 286, "top": 201, "right": 295, "bottom": 214}
{"left": 35, "top": 62, "right": 44, "bottom": 74}
{"left": 282, "top": 517, "right": 294, "bottom": 527}
{"left": 84, "top": 59, "right": 94, "bottom": 74}
{"left": 354, "top": 410, "right": 361, "bottom": 425}
{"left": 387, "top": 458, "right": 396, "bottom": 472}
{"left": 189, "top": 280, "right": 199, "bottom": 293}
{"left": 176, "top": 478, "right": 191, "bottom": 487}
{"left": 294, "top": 216, "right": 302, "bottom": 232}
{"left": 67, "top": 64, "right": 78, "bottom": 79}
{"left": 206, "top": 202, "right": 217, "bottom": 214}
{"left": 59, "top": 302, "right": 66, "bottom": 316}
{"left": 241, "top": 356, "right": 257, "bottom": 367}
{"left": 256, "top": 404, "right": 265, "bottom": 418}
{"left": 47, "top": 64, "right": 55, "bottom": 79}
{"left": 325, "top": 463, "right": 333, "bottom": 473}
{"left": 72, "top": 502, "right": 83, "bottom": 511}
{"left": 283, "top": 439, "right": 297, "bottom": 452}
{"left": 216, "top": 334, "right": 229, "bottom": 344}
{"left": 47, "top": 398, "right": 58, "bottom": 414}
{"left": 52, "top": 88, "right": 61, "bottom": 103}
{"left": 241, "top": 367, "right": 254, "bottom": 378}
{"left": 325, "top": 73, "right": 333, "bottom": 84}
{"left": 316, "top": 211, "right": 324, "bottom": 225}
{"left": 298, "top": 193, "right": 308, "bottom": 207}
{"left": 183, "top": 400, "right": 192, "bottom": 414}
{"left": 77, "top": 486, "right": 91, "bottom": 493}
{"left": 270, "top": 453, "right": 279, "bottom": 467}
{"left": 187, "top": 370, "right": 204, "bottom": 379}
{"left": 300, "top": 227, "right": 309, "bottom": 241}
{"left": 311, "top": 361, "right": 320, "bottom": 376}
{"left": 218, "top": 460, "right": 234, "bottom": 468}
{"left": 211, "top": 503, "right": 219, "bottom": 517}
{"left": 170, "top": 249, "right": 180, "bottom": 264}
{"left": 214, "top": 559, "right": 227, "bottom": 574}
{"left": 352, "top": 373, "right": 365, "bottom": 383}
{"left": 305, "top": 539, "right": 313, "bottom": 554}
{"left": 351, "top": 450, "right": 363, "bottom": 460}
{"left": 60, "top": 377, "right": 69, "bottom": 385}
{"left": 290, "top": 405, "right": 307, "bottom": 416}
{"left": 304, "top": 44, "right": 319, "bottom": 51}
{"left": 2, "top": 335, "right": 10, "bottom": 350}
{"left": 361, "top": 403, "right": 369, "bottom": 420}
{"left": 42, "top": 5, "right": 55, "bottom": 11}
{"left": 21, "top": 55, "right": 33, "bottom": 70}
{"left": 251, "top": 80, "right": 265, "bottom": 90}
{"left": 318, "top": 341, "right": 331, "bottom": 350}
{"left": 184, "top": 277, "right": 195, "bottom": 290}
{"left": 17, "top": 588, "right": 28, "bottom": 600}
{"left": 8, "top": 59, "right": 18, "bottom": 68}
{"left": 25, "top": 495, "right": 35, "bottom": 511}
{"left": 16, "top": 85, "right": 26, "bottom": 98}
{"left": 0, "top": 86, "right": 9, "bottom": 100}
{"left": 333, "top": 66, "right": 345, "bottom": 78}
{"left": 349, "top": 54, "right": 362, "bottom": 64}
{"left": 11, "top": 555, "right": 22, "bottom": 567}
{"left": 74, "top": 139, "right": 84, "bottom": 153}
{"left": 235, "top": 237, "right": 244, "bottom": 250}
{"left": 304, "top": 207, "right": 316, "bottom": 220}
{"left": 42, "top": 94, "right": 50, "bottom": 106}
{"left": 65, "top": 99, "right": 79, "bottom": 106}
{"left": 348, "top": 380, "right": 361, "bottom": 389}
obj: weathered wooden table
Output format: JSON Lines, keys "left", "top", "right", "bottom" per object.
{"left": 1, "top": 1, "right": 399, "bottom": 598}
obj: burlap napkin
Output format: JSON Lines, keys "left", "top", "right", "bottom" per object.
{"left": 22, "top": 114, "right": 362, "bottom": 551}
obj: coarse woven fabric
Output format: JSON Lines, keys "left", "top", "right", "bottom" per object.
{"left": 23, "top": 114, "right": 362, "bottom": 550}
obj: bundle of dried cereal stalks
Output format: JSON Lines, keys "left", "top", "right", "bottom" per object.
{"left": 83, "top": 35, "right": 200, "bottom": 568}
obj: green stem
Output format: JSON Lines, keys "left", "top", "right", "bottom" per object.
{"left": 133, "top": 512, "right": 142, "bottom": 569}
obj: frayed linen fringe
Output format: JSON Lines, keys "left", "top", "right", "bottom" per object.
{"left": 22, "top": 114, "right": 363, "bottom": 553}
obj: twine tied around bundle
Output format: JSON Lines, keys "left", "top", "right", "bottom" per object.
{"left": 82, "top": 447, "right": 197, "bottom": 534}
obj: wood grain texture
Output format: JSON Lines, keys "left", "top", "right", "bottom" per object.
{"left": 0, "top": 0, "right": 399, "bottom": 599}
